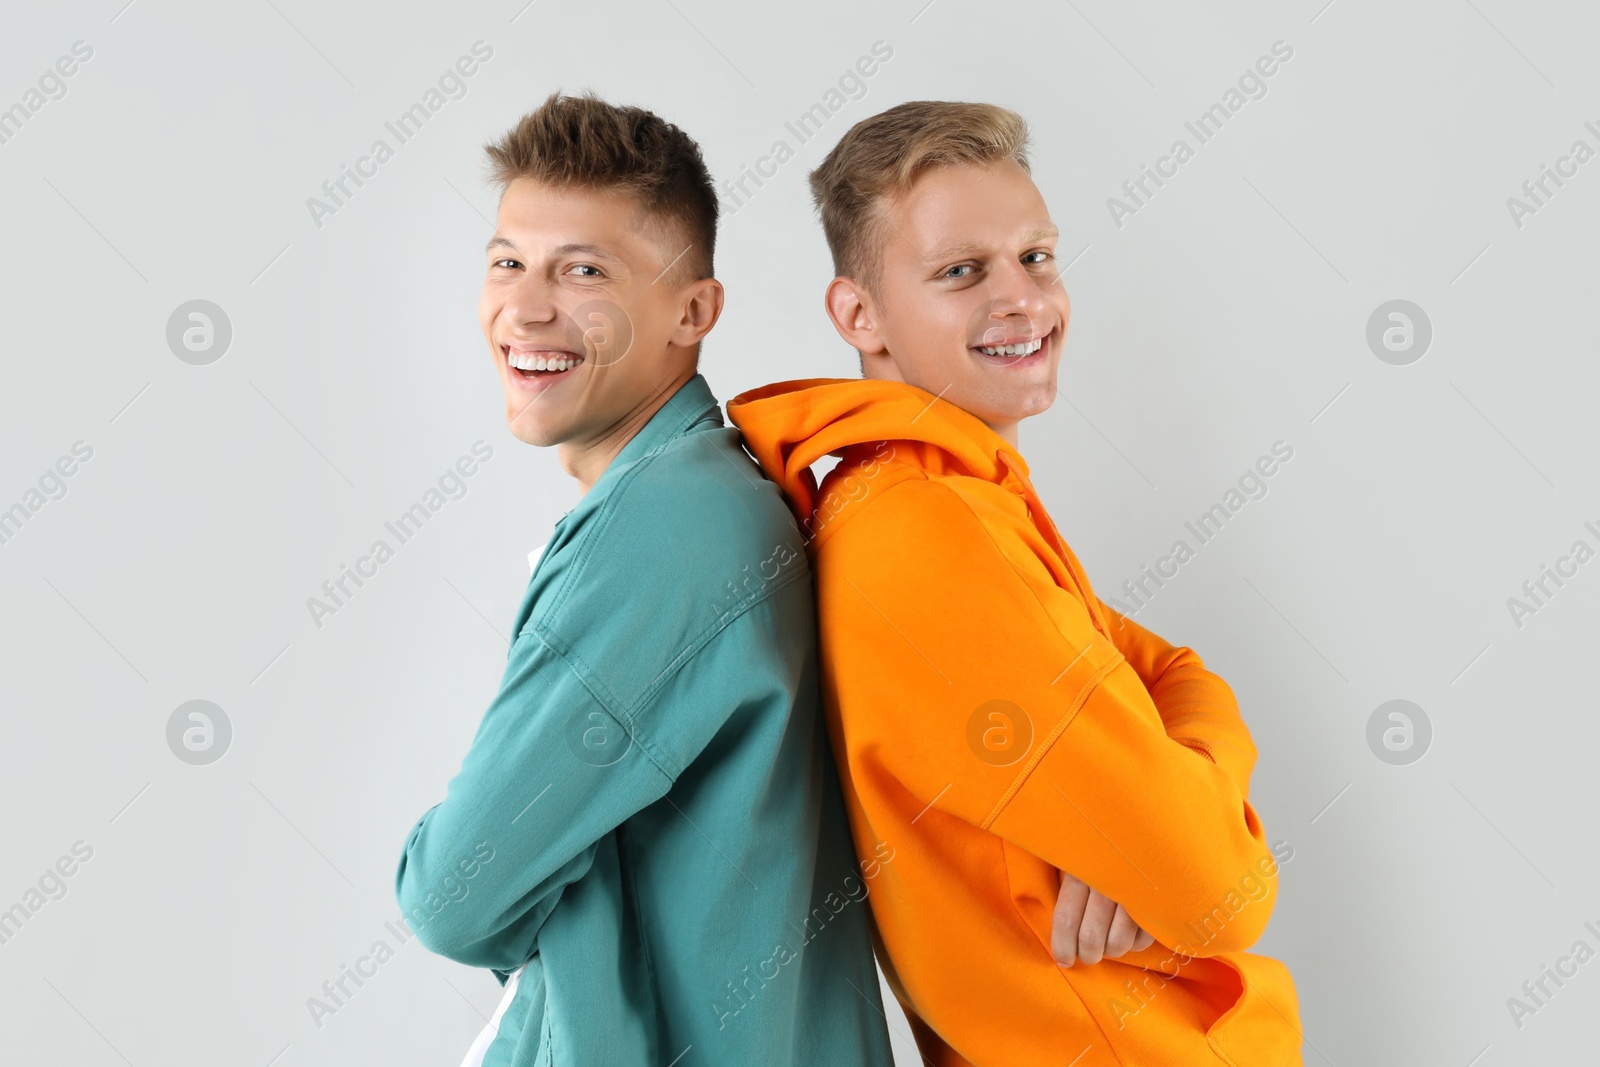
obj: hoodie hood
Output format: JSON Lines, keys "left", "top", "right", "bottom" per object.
{"left": 726, "top": 377, "right": 1032, "bottom": 527}
{"left": 728, "top": 375, "right": 1116, "bottom": 640}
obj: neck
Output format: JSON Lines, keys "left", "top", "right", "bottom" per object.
{"left": 558, "top": 367, "right": 696, "bottom": 494}
{"left": 985, "top": 418, "right": 1019, "bottom": 448}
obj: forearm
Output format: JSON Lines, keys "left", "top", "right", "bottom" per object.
{"left": 1098, "top": 599, "right": 1259, "bottom": 796}
{"left": 393, "top": 635, "right": 671, "bottom": 970}
{"left": 985, "top": 651, "right": 1279, "bottom": 955}
{"left": 395, "top": 792, "right": 605, "bottom": 970}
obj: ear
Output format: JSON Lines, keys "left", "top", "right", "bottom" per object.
{"left": 823, "top": 276, "right": 887, "bottom": 357}
{"left": 670, "top": 277, "right": 724, "bottom": 349}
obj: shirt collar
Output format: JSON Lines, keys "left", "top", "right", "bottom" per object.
{"left": 576, "top": 372, "right": 722, "bottom": 504}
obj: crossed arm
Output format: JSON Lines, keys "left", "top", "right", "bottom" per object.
{"left": 393, "top": 630, "right": 676, "bottom": 976}
{"left": 828, "top": 479, "right": 1277, "bottom": 960}
{"left": 1051, "top": 598, "right": 1259, "bottom": 966}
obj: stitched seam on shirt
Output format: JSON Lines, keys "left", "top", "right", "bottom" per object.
{"left": 525, "top": 626, "right": 680, "bottom": 789}
{"left": 535, "top": 542, "right": 809, "bottom": 781}
{"left": 619, "top": 559, "right": 809, "bottom": 722}
{"left": 945, "top": 480, "right": 1121, "bottom": 657}
{"left": 851, "top": 478, "right": 1127, "bottom": 831}
{"left": 530, "top": 395, "right": 717, "bottom": 637}
{"left": 860, "top": 477, "right": 1119, "bottom": 672}
{"left": 541, "top": 457, "right": 641, "bottom": 623}
{"left": 529, "top": 426, "right": 722, "bottom": 709}
{"left": 929, "top": 480, "right": 1131, "bottom": 829}
{"left": 980, "top": 653, "right": 1121, "bottom": 831}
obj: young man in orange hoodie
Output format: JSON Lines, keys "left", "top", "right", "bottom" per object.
{"left": 727, "top": 101, "right": 1305, "bottom": 1066}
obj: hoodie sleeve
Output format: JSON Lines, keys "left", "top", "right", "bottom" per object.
{"left": 1096, "top": 599, "right": 1258, "bottom": 800}
{"left": 820, "top": 479, "right": 1277, "bottom": 956}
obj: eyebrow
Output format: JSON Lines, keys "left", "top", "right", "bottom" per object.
{"left": 484, "top": 236, "right": 625, "bottom": 264}
{"left": 926, "top": 224, "right": 1060, "bottom": 262}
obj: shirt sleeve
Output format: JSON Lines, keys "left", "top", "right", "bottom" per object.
{"left": 825, "top": 480, "right": 1278, "bottom": 956}
{"left": 393, "top": 629, "right": 674, "bottom": 973}
{"left": 1096, "top": 598, "right": 1259, "bottom": 800}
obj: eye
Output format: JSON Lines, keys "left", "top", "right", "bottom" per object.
{"left": 491, "top": 258, "right": 520, "bottom": 270}
{"left": 1023, "top": 250, "right": 1053, "bottom": 265}
{"left": 569, "top": 264, "right": 603, "bottom": 278}
{"left": 943, "top": 264, "right": 974, "bottom": 279}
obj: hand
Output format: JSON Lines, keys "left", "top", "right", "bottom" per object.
{"left": 1051, "top": 871, "right": 1154, "bottom": 967}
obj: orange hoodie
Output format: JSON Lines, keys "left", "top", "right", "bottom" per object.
{"left": 727, "top": 378, "right": 1304, "bottom": 1067}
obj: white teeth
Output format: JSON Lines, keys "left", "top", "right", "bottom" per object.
{"left": 507, "top": 349, "right": 580, "bottom": 372}
{"left": 977, "top": 337, "right": 1043, "bottom": 357}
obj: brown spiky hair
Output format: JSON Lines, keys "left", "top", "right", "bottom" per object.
{"left": 807, "top": 101, "right": 1032, "bottom": 300}
{"left": 483, "top": 90, "right": 717, "bottom": 288}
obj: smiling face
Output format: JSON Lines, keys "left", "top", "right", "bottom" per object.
{"left": 479, "top": 178, "right": 718, "bottom": 473}
{"left": 829, "top": 158, "right": 1070, "bottom": 443}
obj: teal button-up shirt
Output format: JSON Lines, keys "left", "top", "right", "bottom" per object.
{"left": 395, "top": 374, "right": 893, "bottom": 1066}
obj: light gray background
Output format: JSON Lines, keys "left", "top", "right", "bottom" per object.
{"left": 2, "top": 0, "right": 1596, "bottom": 1064}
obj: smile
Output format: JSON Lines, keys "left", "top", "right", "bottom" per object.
{"left": 975, "top": 337, "right": 1043, "bottom": 358}
{"left": 504, "top": 344, "right": 584, "bottom": 378}
{"left": 970, "top": 331, "right": 1050, "bottom": 367}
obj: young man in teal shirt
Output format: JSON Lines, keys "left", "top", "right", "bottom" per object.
{"left": 394, "top": 90, "right": 893, "bottom": 1066}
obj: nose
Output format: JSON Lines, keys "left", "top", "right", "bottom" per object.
{"left": 995, "top": 255, "right": 1054, "bottom": 306}
{"left": 976, "top": 261, "right": 1053, "bottom": 343}
{"left": 502, "top": 271, "right": 559, "bottom": 331}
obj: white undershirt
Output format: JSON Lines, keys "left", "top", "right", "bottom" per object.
{"left": 457, "top": 966, "right": 524, "bottom": 1067}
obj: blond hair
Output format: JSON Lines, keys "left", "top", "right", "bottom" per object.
{"left": 806, "top": 101, "right": 1031, "bottom": 298}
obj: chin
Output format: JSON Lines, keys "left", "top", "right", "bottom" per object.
{"left": 981, "top": 389, "right": 1056, "bottom": 428}
{"left": 1020, "top": 385, "right": 1059, "bottom": 418}
{"left": 503, "top": 409, "right": 562, "bottom": 448}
